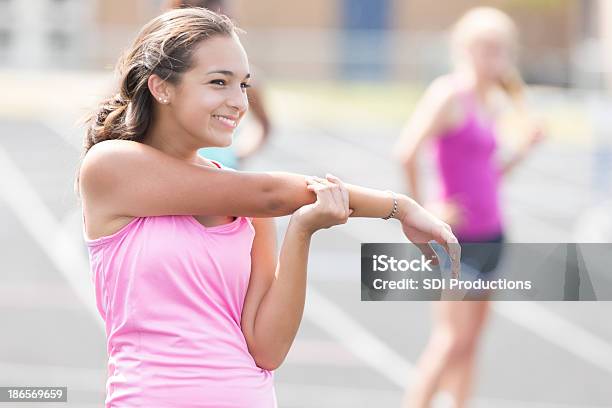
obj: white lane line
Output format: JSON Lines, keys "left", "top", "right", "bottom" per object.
{"left": 304, "top": 285, "right": 415, "bottom": 388}
{"left": 493, "top": 302, "right": 612, "bottom": 375}
{"left": 0, "top": 145, "right": 103, "bottom": 331}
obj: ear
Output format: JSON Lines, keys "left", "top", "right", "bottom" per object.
{"left": 148, "top": 74, "right": 172, "bottom": 105}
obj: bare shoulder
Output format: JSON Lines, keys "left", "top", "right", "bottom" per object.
{"left": 79, "top": 139, "right": 173, "bottom": 203}
{"left": 422, "top": 75, "right": 466, "bottom": 132}
{"left": 80, "top": 140, "right": 150, "bottom": 184}
{"left": 424, "top": 75, "right": 463, "bottom": 107}
{"left": 79, "top": 140, "right": 147, "bottom": 240}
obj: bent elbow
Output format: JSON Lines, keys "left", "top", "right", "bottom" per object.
{"left": 249, "top": 340, "right": 290, "bottom": 371}
{"left": 253, "top": 352, "right": 286, "bottom": 371}
{"left": 399, "top": 154, "right": 416, "bottom": 171}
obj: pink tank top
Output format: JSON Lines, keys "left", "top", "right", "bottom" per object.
{"left": 434, "top": 86, "right": 503, "bottom": 242}
{"left": 83, "top": 163, "right": 276, "bottom": 407}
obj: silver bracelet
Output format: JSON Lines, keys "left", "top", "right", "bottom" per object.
{"left": 382, "top": 191, "right": 398, "bottom": 220}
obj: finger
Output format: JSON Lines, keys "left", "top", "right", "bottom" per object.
{"left": 310, "top": 183, "right": 336, "bottom": 207}
{"left": 314, "top": 175, "right": 341, "bottom": 208}
{"left": 306, "top": 176, "right": 326, "bottom": 186}
{"left": 306, "top": 183, "right": 327, "bottom": 196}
{"left": 326, "top": 174, "right": 350, "bottom": 215}
{"left": 307, "top": 182, "right": 329, "bottom": 192}
{"left": 327, "top": 174, "right": 349, "bottom": 213}
{"left": 335, "top": 188, "right": 350, "bottom": 221}
{"left": 307, "top": 175, "right": 333, "bottom": 190}
{"left": 325, "top": 173, "right": 344, "bottom": 186}
{"left": 308, "top": 175, "right": 333, "bottom": 185}
{"left": 446, "top": 235, "right": 461, "bottom": 279}
{"left": 449, "top": 241, "right": 461, "bottom": 279}
{"left": 328, "top": 182, "right": 344, "bottom": 209}
{"left": 414, "top": 242, "right": 439, "bottom": 266}
{"left": 313, "top": 176, "right": 329, "bottom": 185}
{"left": 433, "top": 226, "right": 461, "bottom": 279}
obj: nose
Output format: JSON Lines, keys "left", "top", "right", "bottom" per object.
{"left": 227, "top": 85, "right": 249, "bottom": 114}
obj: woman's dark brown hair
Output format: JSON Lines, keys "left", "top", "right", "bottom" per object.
{"left": 75, "top": 8, "right": 237, "bottom": 197}
{"left": 83, "top": 7, "right": 236, "bottom": 156}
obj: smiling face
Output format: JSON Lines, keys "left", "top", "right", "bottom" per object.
{"left": 165, "top": 34, "right": 251, "bottom": 148}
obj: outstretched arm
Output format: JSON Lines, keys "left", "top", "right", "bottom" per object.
{"left": 81, "top": 139, "right": 440, "bottom": 221}
{"left": 81, "top": 140, "right": 460, "bottom": 274}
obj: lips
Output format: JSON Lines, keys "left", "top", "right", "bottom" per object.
{"left": 212, "top": 114, "right": 238, "bottom": 129}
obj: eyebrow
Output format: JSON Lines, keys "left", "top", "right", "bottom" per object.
{"left": 206, "top": 70, "right": 251, "bottom": 80}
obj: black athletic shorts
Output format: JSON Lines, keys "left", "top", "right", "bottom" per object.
{"left": 458, "top": 232, "right": 505, "bottom": 275}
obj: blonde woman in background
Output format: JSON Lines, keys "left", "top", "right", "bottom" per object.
{"left": 396, "top": 8, "right": 544, "bottom": 408}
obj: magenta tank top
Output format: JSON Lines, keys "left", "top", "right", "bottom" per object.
{"left": 83, "top": 163, "right": 276, "bottom": 407}
{"left": 434, "top": 86, "right": 503, "bottom": 242}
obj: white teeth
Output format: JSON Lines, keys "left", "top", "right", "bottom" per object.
{"left": 213, "top": 115, "right": 236, "bottom": 127}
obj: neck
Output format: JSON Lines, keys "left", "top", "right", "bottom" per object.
{"left": 142, "top": 112, "right": 201, "bottom": 165}
{"left": 459, "top": 66, "right": 494, "bottom": 100}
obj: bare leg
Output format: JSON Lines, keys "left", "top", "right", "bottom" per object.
{"left": 403, "top": 300, "right": 490, "bottom": 408}
{"left": 437, "top": 300, "right": 490, "bottom": 407}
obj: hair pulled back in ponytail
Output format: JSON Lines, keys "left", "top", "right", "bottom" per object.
{"left": 83, "top": 7, "right": 237, "bottom": 155}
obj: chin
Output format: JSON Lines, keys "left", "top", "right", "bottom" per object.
{"left": 200, "top": 131, "right": 233, "bottom": 148}
{"left": 216, "top": 133, "right": 234, "bottom": 148}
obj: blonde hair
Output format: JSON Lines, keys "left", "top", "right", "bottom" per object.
{"left": 451, "top": 7, "right": 524, "bottom": 104}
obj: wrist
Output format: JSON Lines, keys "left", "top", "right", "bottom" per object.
{"left": 513, "top": 147, "right": 529, "bottom": 163}
{"left": 288, "top": 215, "right": 315, "bottom": 239}
{"left": 396, "top": 194, "right": 417, "bottom": 222}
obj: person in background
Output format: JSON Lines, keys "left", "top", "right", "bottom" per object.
{"left": 395, "top": 7, "right": 544, "bottom": 408}
{"left": 165, "top": 0, "right": 272, "bottom": 169}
